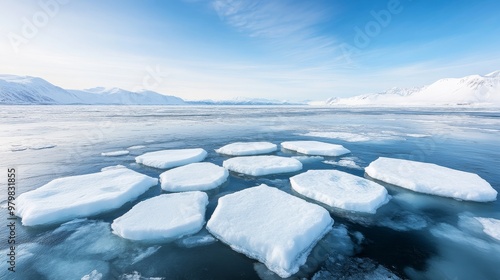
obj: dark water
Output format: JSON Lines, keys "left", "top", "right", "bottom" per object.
{"left": 0, "top": 106, "right": 499, "bottom": 279}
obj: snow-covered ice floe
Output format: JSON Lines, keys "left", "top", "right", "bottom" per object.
{"left": 160, "top": 162, "right": 228, "bottom": 192}
{"left": 135, "top": 148, "right": 207, "bottom": 169}
{"left": 207, "top": 184, "right": 333, "bottom": 278}
{"left": 290, "top": 170, "right": 389, "bottom": 213}
{"left": 475, "top": 217, "right": 500, "bottom": 241}
{"left": 112, "top": 192, "right": 208, "bottom": 242}
{"left": 127, "top": 145, "right": 146, "bottom": 150}
{"left": 101, "top": 150, "right": 130, "bottom": 157}
{"left": 365, "top": 157, "right": 497, "bottom": 202}
{"left": 281, "top": 141, "right": 350, "bottom": 157}
{"left": 16, "top": 168, "right": 158, "bottom": 226}
{"left": 222, "top": 155, "right": 302, "bottom": 176}
{"left": 215, "top": 142, "right": 277, "bottom": 156}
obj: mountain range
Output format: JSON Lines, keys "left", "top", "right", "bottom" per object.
{"left": 1, "top": 71, "right": 500, "bottom": 106}
{"left": 318, "top": 71, "right": 500, "bottom": 107}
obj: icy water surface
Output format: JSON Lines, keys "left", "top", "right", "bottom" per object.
{"left": 0, "top": 106, "right": 499, "bottom": 279}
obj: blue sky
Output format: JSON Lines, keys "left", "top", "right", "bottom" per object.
{"left": 1, "top": 0, "right": 499, "bottom": 101}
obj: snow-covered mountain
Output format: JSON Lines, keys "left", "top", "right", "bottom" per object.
{"left": 0, "top": 75, "right": 186, "bottom": 105}
{"left": 321, "top": 71, "right": 500, "bottom": 107}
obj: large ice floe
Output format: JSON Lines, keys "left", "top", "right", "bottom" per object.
{"left": 160, "top": 162, "right": 228, "bottom": 192}
{"left": 215, "top": 141, "right": 277, "bottom": 156}
{"left": 281, "top": 141, "right": 350, "bottom": 157}
{"left": 16, "top": 168, "right": 158, "bottom": 226}
{"left": 223, "top": 155, "right": 302, "bottom": 176}
{"left": 135, "top": 148, "right": 207, "bottom": 169}
{"left": 290, "top": 170, "right": 389, "bottom": 213}
{"left": 206, "top": 184, "right": 333, "bottom": 278}
{"left": 112, "top": 192, "right": 208, "bottom": 242}
{"left": 365, "top": 157, "right": 497, "bottom": 202}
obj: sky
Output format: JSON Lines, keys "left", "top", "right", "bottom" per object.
{"left": 1, "top": 0, "right": 500, "bottom": 101}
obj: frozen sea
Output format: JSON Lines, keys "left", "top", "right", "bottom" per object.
{"left": 0, "top": 105, "right": 499, "bottom": 279}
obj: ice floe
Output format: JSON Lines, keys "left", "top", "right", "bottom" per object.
{"left": 323, "top": 157, "right": 363, "bottom": 170}
{"left": 281, "top": 141, "right": 350, "bottom": 157}
{"left": 30, "top": 143, "right": 57, "bottom": 150}
{"left": 223, "top": 155, "right": 302, "bottom": 176}
{"left": 112, "top": 192, "right": 208, "bottom": 242}
{"left": 216, "top": 141, "right": 277, "bottom": 156}
{"left": 160, "top": 162, "right": 228, "bottom": 192}
{"left": 290, "top": 170, "right": 389, "bottom": 213}
{"left": 475, "top": 217, "right": 500, "bottom": 241}
{"left": 101, "top": 150, "right": 130, "bottom": 156}
{"left": 17, "top": 168, "right": 158, "bottom": 226}
{"left": 292, "top": 155, "right": 325, "bottom": 163}
{"left": 365, "top": 157, "right": 497, "bottom": 202}
{"left": 127, "top": 145, "right": 146, "bottom": 150}
{"left": 135, "top": 148, "right": 207, "bottom": 169}
{"left": 206, "top": 184, "right": 333, "bottom": 278}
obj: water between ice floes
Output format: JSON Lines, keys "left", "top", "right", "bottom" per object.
{"left": 0, "top": 106, "right": 499, "bottom": 279}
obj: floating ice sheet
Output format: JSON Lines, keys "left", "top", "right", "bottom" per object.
{"left": 207, "top": 185, "right": 333, "bottom": 278}
{"left": 290, "top": 170, "right": 389, "bottom": 213}
{"left": 216, "top": 142, "right": 277, "bottom": 156}
{"left": 365, "top": 157, "right": 497, "bottom": 202}
{"left": 222, "top": 155, "right": 302, "bottom": 176}
{"left": 281, "top": 141, "right": 350, "bottom": 157}
{"left": 160, "top": 162, "right": 228, "bottom": 192}
{"left": 475, "top": 217, "right": 500, "bottom": 241}
{"left": 101, "top": 150, "right": 129, "bottom": 156}
{"left": 17, "top": 168, "right": 158, "bottom": 226}
{"left": 112, "top": 192, "right": 208, "bottom": 242}
{"left": 135, "top": 148, "right": 207, "bottom": 169}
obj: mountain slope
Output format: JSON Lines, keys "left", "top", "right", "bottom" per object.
{"left": 324, "top": 71, "right": 500, "bottom": 106}
{"left": 0, "top": 75, "right": 185, "bottom": 105}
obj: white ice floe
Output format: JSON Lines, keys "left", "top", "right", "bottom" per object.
{"left": 290, "top": 170, "right": 389, "bottom": 213}
{"left": 135, "top": 148, "right": 207, "bottom": 169}
{"left": 323, "top": 157, "right": 363, "bottom": 170}
{"left": 160, "top": 162, "right": 228, "bottom": 192}
{"left": 127, "top": 145, "right": 146, "bottom": 150}
{"left": 30, "top": 143, "right": 57, "bottom": 150}
{"left": 365, "top": 157, "right": 497, "bottom": 202}
{"left": 206, "top": 184, "right": 333, "bottom": 278}
{"left": 101, "top": 150, "right": 130, "bottom": 156}
{"left": 112, "top": 192, "right": 208, "bottom": 242}
{"left": 222, "top": 155, "right": 302, "bottom": 176}
{"left": 215, "top": 142, "right": 277, "bottom": 156}
{"left": 16, "top": 168, "right": 158, "bottom": 226}
{"left": 475, "top": 217, "right": 500, "bottom": 241}
{"left": 292, "top": 156, "right": 325, "bottom": 163}
{"left": 100, "top": 165, "right": 127, "bottom": 172}
{"left": 281, "top": 141, "right": 350, "bottom": 157}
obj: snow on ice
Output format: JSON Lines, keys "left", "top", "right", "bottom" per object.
{"left": 215, "top": 142, "right": 277, "bottom": 156}
{"left": 16, "top": 168, "right": 158, "bottom": 226}
{"left": 223, "top": 155, "right": 302, "bottom": 176}
{"left": 365, "top": 157, "right": 497, "bottom": 202}
{"left": 206, "top": 184, "right": 333, "bottom": 278}
{"left": 290, "top": 170, "right": 389, "bottom": 213}
{"left": 112, "top": 192, "right": 208, "bottom": 242}
{"left": 135, "top": 148, "right": 207, "bottom": 169}
{"left": 160, "top": 162, "right": 228, "bottom": 192}
{"left": 101, "top": 150, "right": 130, "bottom": 156}
{"left": 281, "top": 141, "right": 350, "bottom": 157}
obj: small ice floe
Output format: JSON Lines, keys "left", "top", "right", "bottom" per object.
{"left": 475, "top": 217, "right": 500, "bottom": 241}
{"left": 215, "top": 141, "right": 277, "bottom": 156}
{"left": 16, "top": 168, "right": 158, "bottom": 226}
{"left": 101, "top": 150, "right": 130, "bottom": 157}
{"left": 10, "top": 145, "right": 28, "bottom": 152}
{"left": 100, "top": 165, "right": 127, "bottom": 172}
{"left": 112, "top": 192, "right": 208, "bottom": 242}
{"left": 290, "top": 170, "right": 389, "bottom": 214}
{"left": 206, "top": 184, "right": 333, "bottom": 278}
{"left": 222, "top": 155, "right": 302, "bottom": 176}
{"left": 281, "top": 141, "right": 350, "bottom": 157}
{"left": 160, "top": 162, "right": 228, "bottom": 192}
{"left": 135, "top": 148, "right": 207, "bottom": 169}
{"left": 323, "top": 157, "right": 363, "bottom": 170}
{"left": 29, "top": 143, "right": 57, "bottom": 150}
{"left": 365, "top": 157, "right": 497, "bottom": 202}
{"left": 127, "top": 145, "right": 146, "bottom": 150}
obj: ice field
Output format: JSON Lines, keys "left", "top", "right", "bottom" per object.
{"left": 0, "top": 105, "right": 499, "bottom": 279}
